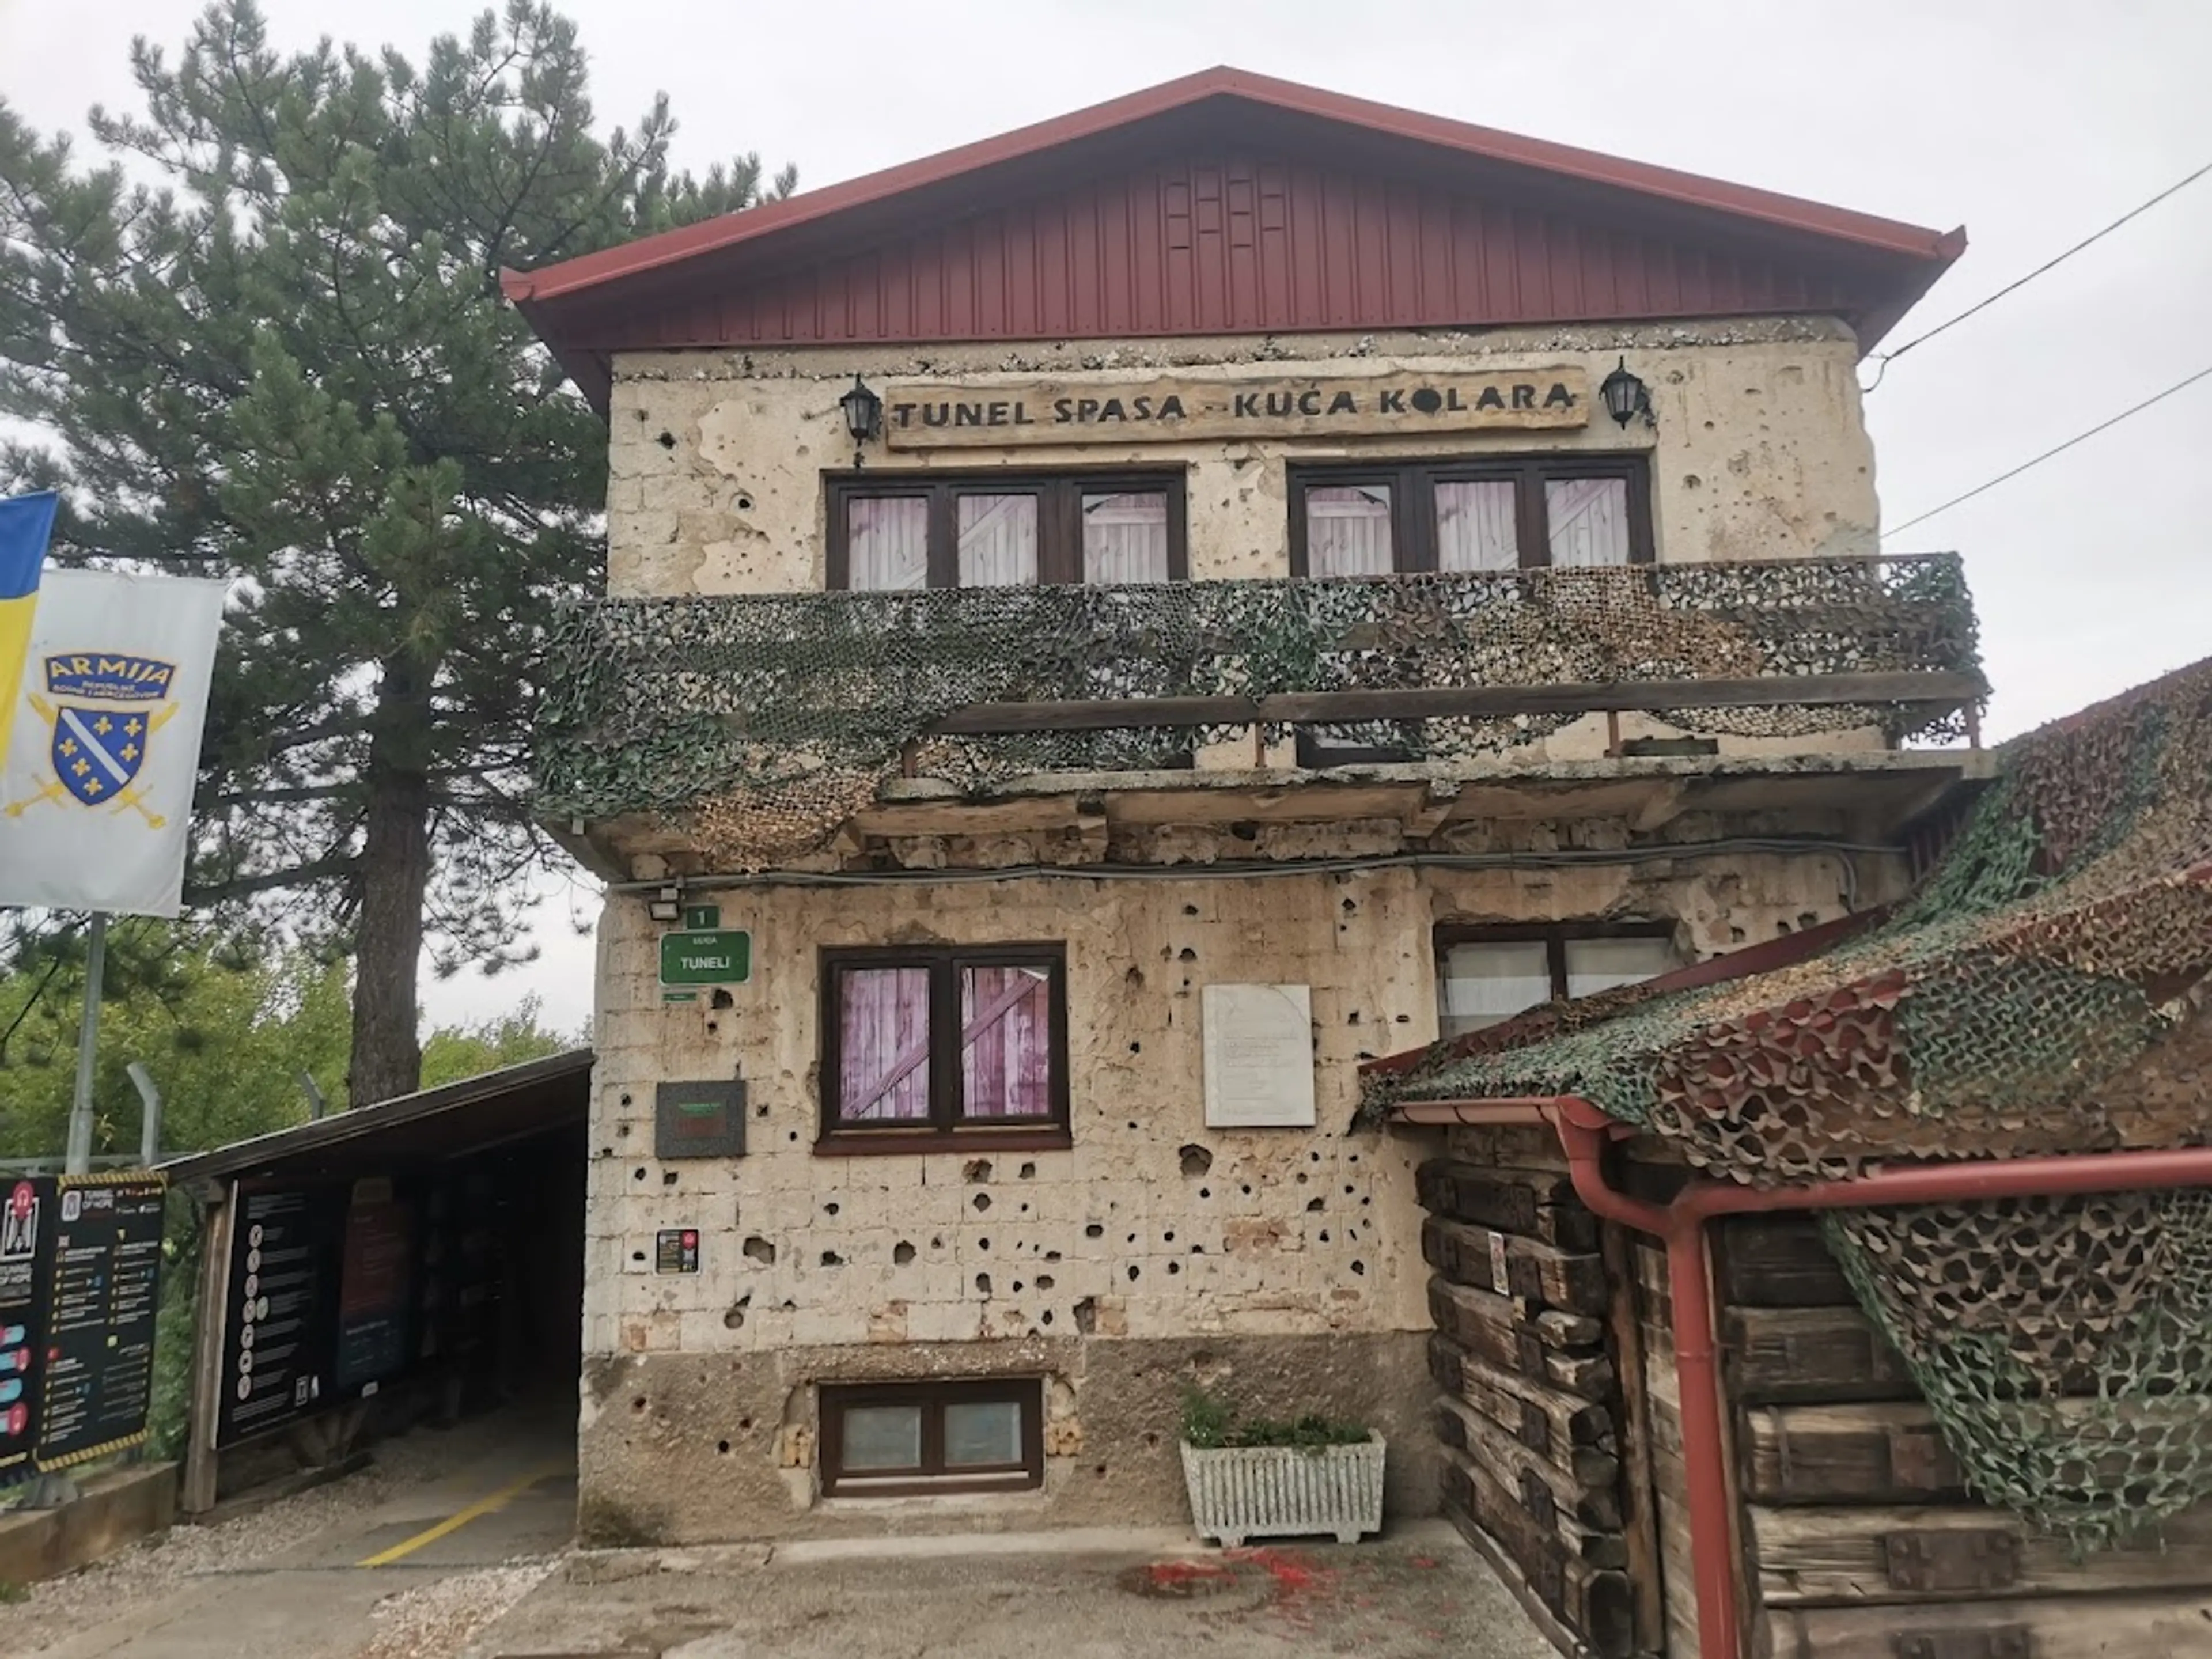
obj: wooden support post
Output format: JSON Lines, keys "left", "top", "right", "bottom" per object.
{"left": 1601, "top": 1221, "right": 1667, "bottom": 1657}
{"left": 899, "top": 740, "right": 919, "bottom": 778}
{"left": 1605, "top": 709, "right": 1623, "bottom": 759}
{"left": 180, "top": 1183, "right": 236, "bottom": 1515}
{"left": 1252, "top": 722, "right": 1267, "bottom": 768}
{"left": 1963, "top": 700, "right": 1983, "bottom": 751}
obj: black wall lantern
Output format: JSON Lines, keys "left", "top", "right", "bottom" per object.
{"left": 838, "top": 374, "right": 883, "bottom": 468}
{"left": 1600, "top": 356, "right": 1654, "bottom": 429}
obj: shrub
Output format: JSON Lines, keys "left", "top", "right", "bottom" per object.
{"left": 1179, "top": 1386, "right": 1367, "bottom": 1450}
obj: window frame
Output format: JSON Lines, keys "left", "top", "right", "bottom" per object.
{"left": 1433, "top": 922, "right": 1680, "bottom": 1032}
{"left": 819, "top": 1377, "right": 1046, "bottom": 1497}
{"left": 1286, "top": 454, "right": 1655, "bottom": 576}
{"left": 817, "top": 944, "right": 1072, "bottom": 1156}
{"left": 826, "top": 470, "right": 1190, "bottom": 589}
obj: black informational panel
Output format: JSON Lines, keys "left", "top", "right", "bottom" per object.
{"left": 219, "top": 1185, "right": 344, "bottom": 1445}
{"left": 33, "top": 1173, "right": 166, "bottom": 1471}
{"left": 333, "top": 1177, "right": 413, "bottom": 1392}
{"left": 0, "top": 1176, "right": 55, "bottom": 1486}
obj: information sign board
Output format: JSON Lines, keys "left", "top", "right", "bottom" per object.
{"left": 334, "top": 1177, "right": 413, "bottom": 1392}
{"left": 219, "top": 1186, "right": 341, "bottom": 1445}
{"left": 0, "top": 1176, "right": 52, "bottom": 1484}
{"left": 35, "top": 1173, "right": 165, "bottom": 1469}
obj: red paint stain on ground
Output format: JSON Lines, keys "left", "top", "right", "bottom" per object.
{"left": 1225, "top": 1546, "right": 1344, "bottom": 1626}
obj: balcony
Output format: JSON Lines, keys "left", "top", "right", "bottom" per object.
{"left": 538, "top": 554, "right": 1987, "bottom": 876}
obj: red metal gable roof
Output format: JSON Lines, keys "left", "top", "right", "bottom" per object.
{"left": 507, "top": 67, "right": 1963, "bottom": 410}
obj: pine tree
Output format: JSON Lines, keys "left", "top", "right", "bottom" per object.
{"left": 0, "top": 2, "right": 789, "bottom": 1103}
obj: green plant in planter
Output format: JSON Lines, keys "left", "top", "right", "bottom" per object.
{"left": 1180, "top": 1386, "right": 1368, "bottom": 1451}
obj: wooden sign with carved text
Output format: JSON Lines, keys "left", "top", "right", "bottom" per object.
{"left": 881, "top": 368, "right": 1590, "bottom": 449}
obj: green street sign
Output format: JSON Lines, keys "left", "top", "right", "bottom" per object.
{"left": 660, "top": 929, "right": 751, "bottom": 987}
{"left": 683, "top": 903, "right": 721, "bottom": 930}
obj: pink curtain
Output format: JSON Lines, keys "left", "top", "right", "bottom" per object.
{"left": 1304, "top": 484, "right": 1393, "bottom": 575}
{"left": 961, "top": 967, "right": 1053, "bottom": 1119}
{"left": 1545, "top": 478, "right": 1632, "bottom": 566}
{"left": 847, "top": 496, "right": 930, "bottom": 590}
{"left": 956, "top": 494, "right": 1039, "bottom": 586}
{"left": 838, "top": 967, "right": 933, "bottom": 1121}
{"left": 1082, "top": 491, "right": 1171, "bottom": 583}
{"left": 1435, "top": 480, "right": 1519, "bottom": 571}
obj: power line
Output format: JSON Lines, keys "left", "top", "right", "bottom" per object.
{"left": 1863, "top": 158, "right": 2212, "bottom": 390}
{"left": 1883, "top": 361, "right": 2212, "bottom": 539}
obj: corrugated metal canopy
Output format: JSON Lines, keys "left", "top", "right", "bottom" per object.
{"left": 505, "top": 67, "right": 1965, "bottom": 412}
{"left": 161, "top": 1049, "right": 593, "bottom": 1188}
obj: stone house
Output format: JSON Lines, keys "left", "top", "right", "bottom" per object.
{"left": 512, "top": 66, "right": 1988, "bottom": 1567}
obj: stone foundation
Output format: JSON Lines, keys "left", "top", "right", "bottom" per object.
{"left": 576, "top": 1332, "right": 1434, "bottom": 1545}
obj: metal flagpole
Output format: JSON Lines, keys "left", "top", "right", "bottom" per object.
{"left": 64, "top": 911, "right": 108, "bottom": 1175}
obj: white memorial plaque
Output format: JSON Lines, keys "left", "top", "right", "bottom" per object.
{"left": 1201, "top": 984, "right": 1317, "bottom": 1128}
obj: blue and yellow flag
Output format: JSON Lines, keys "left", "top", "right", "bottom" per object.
{"left": 0, "top": 492, "right": 59, "bottom": 768}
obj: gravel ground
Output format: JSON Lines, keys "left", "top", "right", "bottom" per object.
{"left": 345, "top": 1558, "right": 560, "bottom": 1659}
{"left": 0, "top": 1433, "right": 465, "bottom": 1657}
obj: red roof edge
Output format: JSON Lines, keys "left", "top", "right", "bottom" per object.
{"left": 503, "top": 66, "right": 1961, "bottom": 310}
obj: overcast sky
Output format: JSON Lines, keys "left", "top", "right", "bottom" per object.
{"left": 3, "top": 0, "right": 2207, "bottom": 1036}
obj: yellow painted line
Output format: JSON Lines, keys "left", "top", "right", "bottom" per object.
{"left": 357, "top": 1461, "right": 567, "bottom": 1567}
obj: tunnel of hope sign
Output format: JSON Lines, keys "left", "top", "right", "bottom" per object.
{"left": 881, "top": 367, "right": 1591, "bottom": 448}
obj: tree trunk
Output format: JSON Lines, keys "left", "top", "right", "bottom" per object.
{"left": 348, "top": 664, "right": 435, "bottom": 1107}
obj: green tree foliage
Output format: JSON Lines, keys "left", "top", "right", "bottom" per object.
{"left": 0, "top": 921, "right": 577, "bottom": 1161}
{"left": 0, "top": 923, "right": 347, "bottom": 1160}
{"left": 0, "top": 1, "right": 785, "bottom": 1105}
{"left": 421, "top": 993, "right": 581, "bottom": 1088}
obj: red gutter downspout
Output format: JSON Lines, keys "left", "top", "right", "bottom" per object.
{"left": 1532, "top": 1094, "right": 2212, "bottom": 1659}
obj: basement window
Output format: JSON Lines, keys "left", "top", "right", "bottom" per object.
{"left": 1436, "top": 924, "right": 1680, "bottom": 1037}
{"left": 819, "top": 945, "right": 1070, "bottom": 1154}
{"left": 820, "top": 1378, "right": 1044, "bottom": 1496}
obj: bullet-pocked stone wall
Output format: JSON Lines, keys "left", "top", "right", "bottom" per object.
{"left": 577, "top": 848, "right": 1899, "bottom": 1542}
{"left": 602, "top": 316, "right": 1878, "bottom": 600}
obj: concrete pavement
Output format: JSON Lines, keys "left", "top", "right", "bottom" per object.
{"left": 3, "top": 1407, "right": 577, "bottom": 1659}
{"left": 468, "top": 1522, "right": 1556, "bottom": 1659}
{"left": 5, "top": 1403, "right": 1558, "bottom": 1659}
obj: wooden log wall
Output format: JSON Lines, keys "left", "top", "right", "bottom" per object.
{"left": 1421, "top": 1124, "right": 1652, "bottom": 1657}
{"left": 1710, "top": 1213, "right": 2212, "bottom": 1657}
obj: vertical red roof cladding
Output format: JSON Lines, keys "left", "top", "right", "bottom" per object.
{"left": 506, "top": 68, "right": 1963, "bottom": 412}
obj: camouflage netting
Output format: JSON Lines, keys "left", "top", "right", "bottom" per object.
{"left": 1364, "top": 656, "right": 2212, "bottom": 1550}
{"left": 538, "top": 554, "right": 1979, "bottom": 869}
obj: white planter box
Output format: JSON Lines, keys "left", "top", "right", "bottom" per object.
{"left": 1180, "top": 1433, "right": 1386, "bottom": 1547}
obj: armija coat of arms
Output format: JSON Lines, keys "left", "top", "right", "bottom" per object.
{"left": 5, "top": 653, "right": 180, "bottom": 825}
